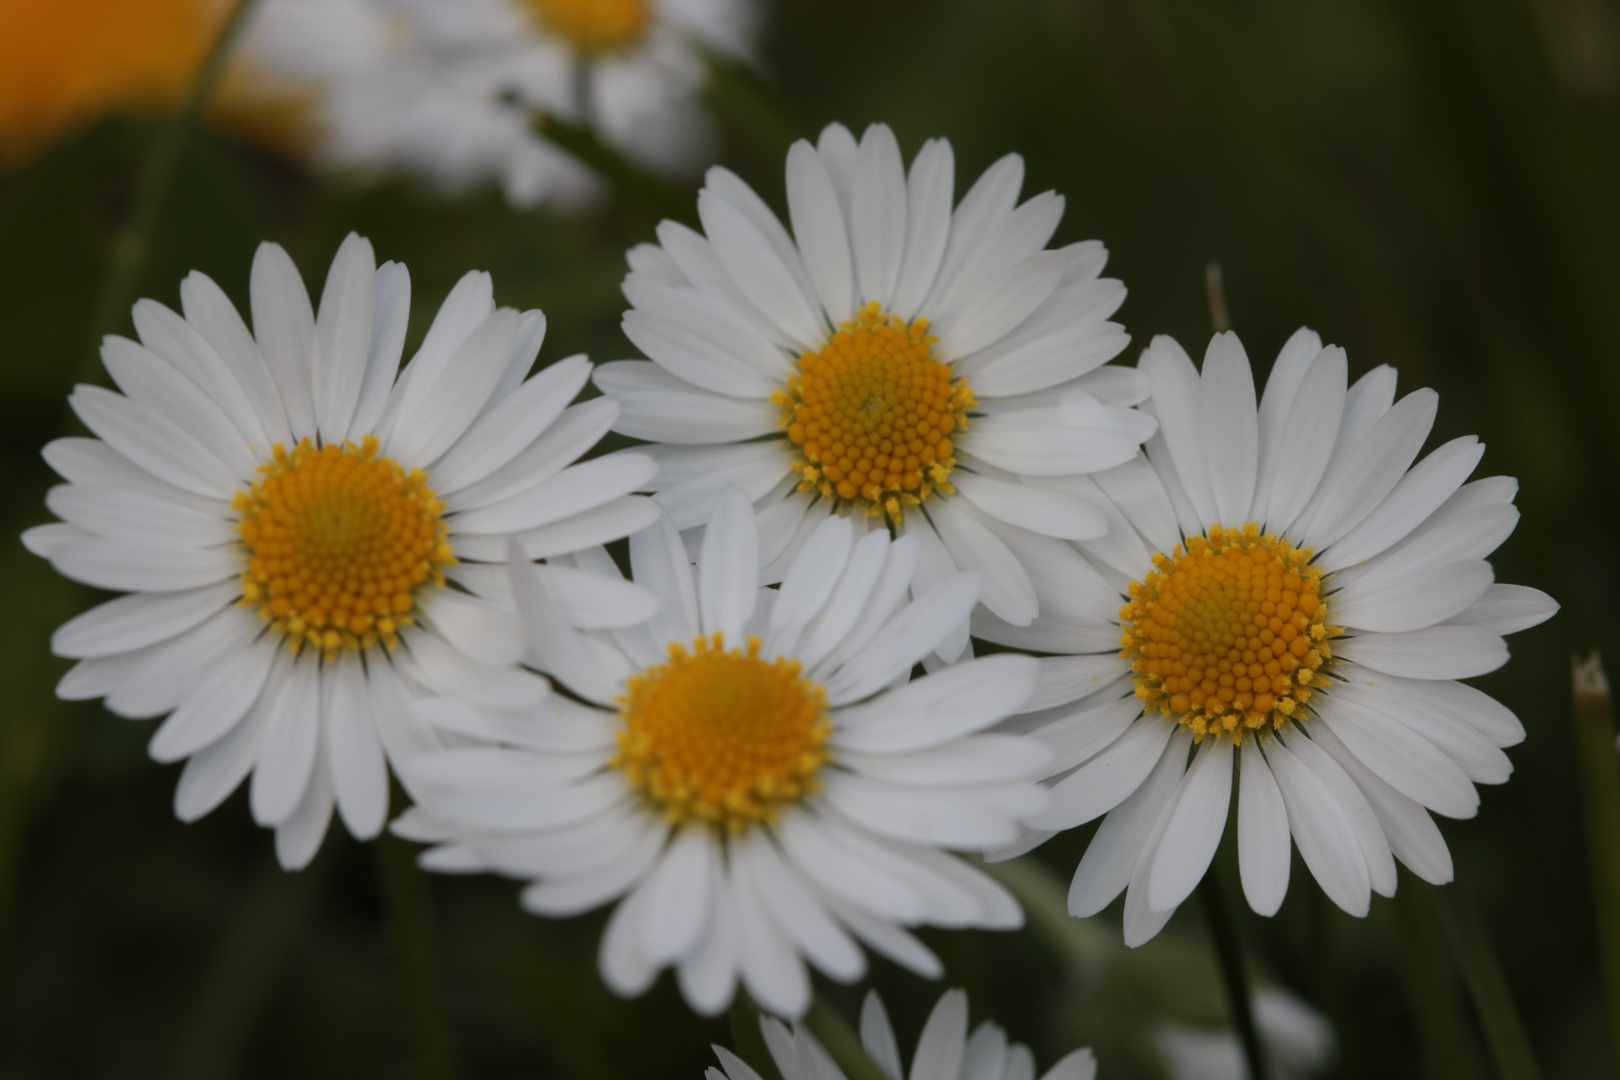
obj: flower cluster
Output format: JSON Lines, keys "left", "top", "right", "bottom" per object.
{"left": 28, "top": 113, "right": 1555, "bottom": 1071}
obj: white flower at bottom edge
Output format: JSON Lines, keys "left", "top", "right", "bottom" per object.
{"left": 25, "top": 232, "right": 661, "bottom": 869}
{"left": 709, "top": 989, "right": 1097, "bottom": 1080}
{"left": 1155, "top": 987, "right": 1333, "bottom": 1080}
{"left": 975, "top": 328, "right": 1558, "bottom": 944}
{"left": 593, "top": 121, "right": 1157, "bottom": 661}
{"left": 392, "top": 486, "right": 1053, "bottom": 1018}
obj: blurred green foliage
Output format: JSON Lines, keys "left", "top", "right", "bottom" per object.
{"left": 0, "top": 0, "right": 1610, "bottom": 1076}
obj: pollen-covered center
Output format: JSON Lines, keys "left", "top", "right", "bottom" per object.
{"left": 613, "top": 633, "right": 831, "bottom": 831}
{"left": 1120, "top": 523, "right": 1339, "bottom": 742}
{"left": 524, "top": 0, "right": 649, "bottom": 53}
{"left": 234, "top": 436, "right": 455, "bottom": 659}
{"left": 774, "top": 301, "right": 975, "bottom": 526}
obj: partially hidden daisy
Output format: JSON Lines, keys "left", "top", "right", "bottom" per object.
{"left": 240, "top": 0, "right": 754, "bottom": 207}
{"left": 392, "top": 486, "right": 1050, "bottom": 1017}
{"left": 979, "top": 329, "right": 1557, "bottom": 943}
{"left": 594, "top": 122, "right": 1157, "bottom": 659}
{"left": 708, "top": 989, "right": 1097, "bottom": 1080}
{"left": 26, "top": 233, "right": 660, "bottom": 868}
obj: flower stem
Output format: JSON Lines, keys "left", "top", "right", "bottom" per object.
{"left": 1572, "top": 651, "right": 1620, "bottom": 1080}
{"left": 1395, "top": 868, "right": 1478, "bottom": 1080}
{"left": 1197, "top": 869, "right": 1270, "bottom": 1080}
{"left": 1428, "top": 884, "right": 1543, "bottom": 1080}
{"left": 533, "top": 114, "right": 697, "bottom": 227}
{"left": 805, "top": 993, "right": 890, "bottom": 1080}
{"left": 377, "top": 832, "right": 461, "bottom": 1080}
{"left": 80, "top": 0, "right": 261, "bottom": 382}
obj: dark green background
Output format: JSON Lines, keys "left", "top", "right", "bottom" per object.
{"left": 0, "top": 0, "right": 1608, "bottom": 1076}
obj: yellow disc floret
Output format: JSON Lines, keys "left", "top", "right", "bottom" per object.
{"left": 613, "top": 633, "right": 831, "bottom": 831}
{"left": 773, "top": 301, "right": 976, "bottom": 526}
{"left": 234, "top": 436, "right": 455, "bottom": 659}
{"left": 1119, "top": 522, "right": 1340, "bottom": 743}
{"left": 524, "top": 0, "right": 650, "bottom": 54}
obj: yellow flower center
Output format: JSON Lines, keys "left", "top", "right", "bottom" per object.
{"left": 1119, "top": 522, "right": 1339, "bottom": 743}
{"left": 233, "top": 436, "right": 456, "bottom": 660}
{"left": 524, "top": 0, "right": 651, "bottom": 54}
{"left": 613, "top": 634, "right": 832, "bottom": 831}
{"left": 773, "top": 301, "right": 975, "bottom": 526}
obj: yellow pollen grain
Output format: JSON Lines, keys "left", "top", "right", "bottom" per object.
{"left": 1119, "top": 522, "right": 1340, "bottom": 744}
{"left": 772, "top": 301, "right": 975, "bottom": 526}
{"left": 524, "top": 0, "right": 650, "bottom": 54}
{"left": 233, "top": 435, "right": 455, "bottom": 660}
{"left": 612, "top": 633, "right": 831, "bottom": 832}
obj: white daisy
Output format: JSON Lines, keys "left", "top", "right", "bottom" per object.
{"left": 239, "top": 0, "right": 753, "bottom": 207}
{"left": 24, "top": 233, "right": 660, "bottom": 869}
{"left": 709, "top": 989, "right": 1096, "bottom": 1080}
{"left": 392, "top": 486, "right": 1051, "bottom": 1018}
{"left": 593, "top": 122, "right": 1157, "bottom": 659}
{"left": 1155, "top": 988, "right": 1333, "bottom": 1080}
{"left": 979, "top": 329, "right": 1558, "bottom": 943}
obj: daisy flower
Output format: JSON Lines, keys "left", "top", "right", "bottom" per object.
{"left": 393, "top": 487, "right": 1050, "bottom": 1018}
{"left": 25, "top": 233, "right": 659, "bottom": 868}
{"left": 708, "top": 989, "right": 1096, "bottom": 1080}
{"left": 980, "top": 329, "right": 1557, "bottom": 944}
{"left": 241, "top": 0, "right": 754, "bottom": 207}
{"left": 593, "top": 122, "right": 1156, "bottom": 659}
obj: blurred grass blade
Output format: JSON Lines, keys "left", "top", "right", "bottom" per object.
{"left": 1572, "top": 651, "right": 1620, "bottom": 1080}
{"left": 805, "top": 994, "right": 889, "bottom": 1080}
{"left": 170, "top": 859, "right": 322, "bottom": 1080}
{"left": 1198, "top": 869, "right": 1270, "bottom": 1080}
{"left": 1395, "top": 868, "right": 1478, "bottom": 1080}
{"left": 701, "top": 51, "right": 809, "bottom": 160}
{"left": 1429, "top": 885, "right": 1543, "bottom": 1080}
{"left": 80, "top": 0, "right": 261, "bottom": 382}
{"left": 533, "top": 114, "right": 697, "bottom": 227}
{"left": 379, "top": 831, "right": 461, "bottom": 1080}
{"left": 975, "top": 855, "right": 1114, "bottom": 973}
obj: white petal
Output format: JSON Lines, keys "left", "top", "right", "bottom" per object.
{"left": 130, "top": 299, "right": 269, "bottom": 451}
{"left": 402, "top": 748, "right": 624, "bottom": 833}
{"left": 429, "top": 355, "right": 592, "bottom": 494}
{"left": 451, "top": 453, "right": 657, "bottom": 535}
{"left": 51, "top": 538, "right": 239, "bottom": 594}
{"left": 1289, "top": 389, "right": 1438, "bottom": 548}
{"left": 508, "top": 551, "right": 621, "bottom": 705}
{"left": 732, "top": 861, "right": 811, "bottom": 1018}
{"left": 274, "top": 739, "right": 334, "bottom": 870}
{"left": 890, "top": 138, "right": 954, "bottom": 320}
{"left": 250, "top": 657, "right": 321, "bottom": 827}
{"left": 519, "top": 822, "right": 667, "bottom": 916}
{"left": 1140, "top": 336, "right": 1215, "bottom": 524}
{"left": 1332, "top": 559, "right": 1494, "bottom": 633}
{"left": 1260, "top": 347, "right": 1347, "bottom": 535}
{"left": 387, "top": 308, "right": 522, "bottom": 467}
{"left": 327, "top": 658, "right": 389, "bottom": 839}
{"left": 954, "top": 473, "right": 1106, "bottom": 541}
{"left": 594, "top": 360, "right": 777, "bottom": 443}
{"left": 421, "top": 587, "right": 525, "bottom": 668}
{"left": 47, "top": 482, "right": 232, "bottom": 547}
{"left": 178, "top": 271, "right": 292, "bottom": 446}
{"left": 861, "top": 993, "right": 904, "bottom": 1080}
{"left": 629, "top": 512, "right": 702, "bottom": 647}
{"left": 1022, "top": 654, "right": 1133, "bottom": 712}
{"left": 1443, "top": 583, "right": 1558, "bottom": 636}
{"left": 699, "top": 189, "right": 823, "bottom": 348}
{"left": 444, "top": 398, "right": 618, "bottom": 513}
{"left": 346, "top": 260, "right": 411, "bottom": 441}
{"left": 51, "top": 581, "right": 236, "bottom": 658}
{"left": 101, "top": 334, "right": 258, "bottom": 478}
{"left": 928, "top": 499, "right": 1037, "bottom": 626}
{"left": 384, "top": 270, "right": 494, "bottom": 435}
{"left": 786, "top": 140, "right": 855, "bottom": 324}
{"left": 1262, "top": 737, "right": 1369, "bottom": 916}
{"left": 699, "top": 486, "right": 760, "bottom": 643}
{"left": 1317, "top": 436, "right": 1484, "bottom": 572}
{"left": 1028, "top": 715, "right": 1176, "bottom": 830}
{"left": 833, "top": 653, "right": 1038, "bottom": 756}
{"left": 1029, "top": 691, "right": 1142, "bottom": 774}
{"left": 173, "top": 690, "right": 268, "bottom": 822}
{"left": 1238, "top": 737, "right": 1291, "bottom": 916}
{"left": 768, "top": 515, "right": 853, "bottom": 655}
{"left": 1335, "top": 627, "right": 1508, "bottom": 680}
{"left": 821, "top": 573, "right": 981, "bottom": 705}
{"left": 1316, "top": 699, "right": 1479, "bottom": 818}
{"left": 1310, "top": 721, "right": 1454, "bottom": 884}
{"left": 311, "top": 233, "right": 377, "bottom": 443}
{"left": 622, "top": 271, "right": 792, "bottom": 383}
{"left": 639, "top": 825, "right": 716, "bottom": 966}
{"left": 910, "top": 990, "right": 969, "bottom": 1080}
{"left": 738, "top": 832, "right": 864, "bottom": 982}
{"left": 507, "top": 496, "right": 662, "bottom": 562}
{"left": 938, "top": 251, "right": 1066, "bottom": 360}
{"left": 69, "top": 385, "right": 239, "bottom": 498}
{"left": 1279, "top": 724, "right": 1397, "bottom": 897}
{"left": 621, "top": 309, "right": 781, "bottom": 400}
{"left": 1253, "top": 327, "right": 1324, "bottom": 511}
{"left": 797, "top": 530, "right": 893, "bottom": 673}
{"left": 1198, "top": 332, "right": 1258, "bottom": 527}
{"left": 850, "top": 124, "right": 908, "bottom": 309}
{"left": 1064, "top": 726, "right": 1190, "bottom": 917}
{"left": 249, "top": 241, "right": 317, "bottom": 436}
{"left": 148, "top": 636, "right": 276, "bottom": 763}
{"left": 1147, "top": 737, "right": 1234, "bottom": 912}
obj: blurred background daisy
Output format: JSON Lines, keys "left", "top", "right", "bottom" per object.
{"left": 0, "top": 0, "right": 1608, "bottom": 1078}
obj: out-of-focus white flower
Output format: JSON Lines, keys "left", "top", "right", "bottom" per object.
{"left": 238, "top": 0, "right": 755, "bottom": 206}
{"left": 1155, "top": 988, "right": 1334, "bottom": 1080}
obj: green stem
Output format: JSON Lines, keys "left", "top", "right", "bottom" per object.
{"left": 533, "top": 113, "right": 697, "bottom": 227}
{"left": 1198, "top": 870, "right": 1270, "bottom": 1080}
{"left": 81, "top": 0, "right": 261, "bottom": 381}
{"left": 728, "top": 992, "right": 783, "bottom": 1080}
{"left": 1428, "top": 884, "right": 1543, "bottom": 1080}
{"left": 804, "top": 994, "right": 889, "bottom": 1080}
{"left": 1572, "top": 651, "right": 1620, "bottom": 1080}
{"left": 378, "top": 833, "right": 461, "bottom": 1080}
{"left": 1395, "top": 868, "right": 1477, "bottom": 1080}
